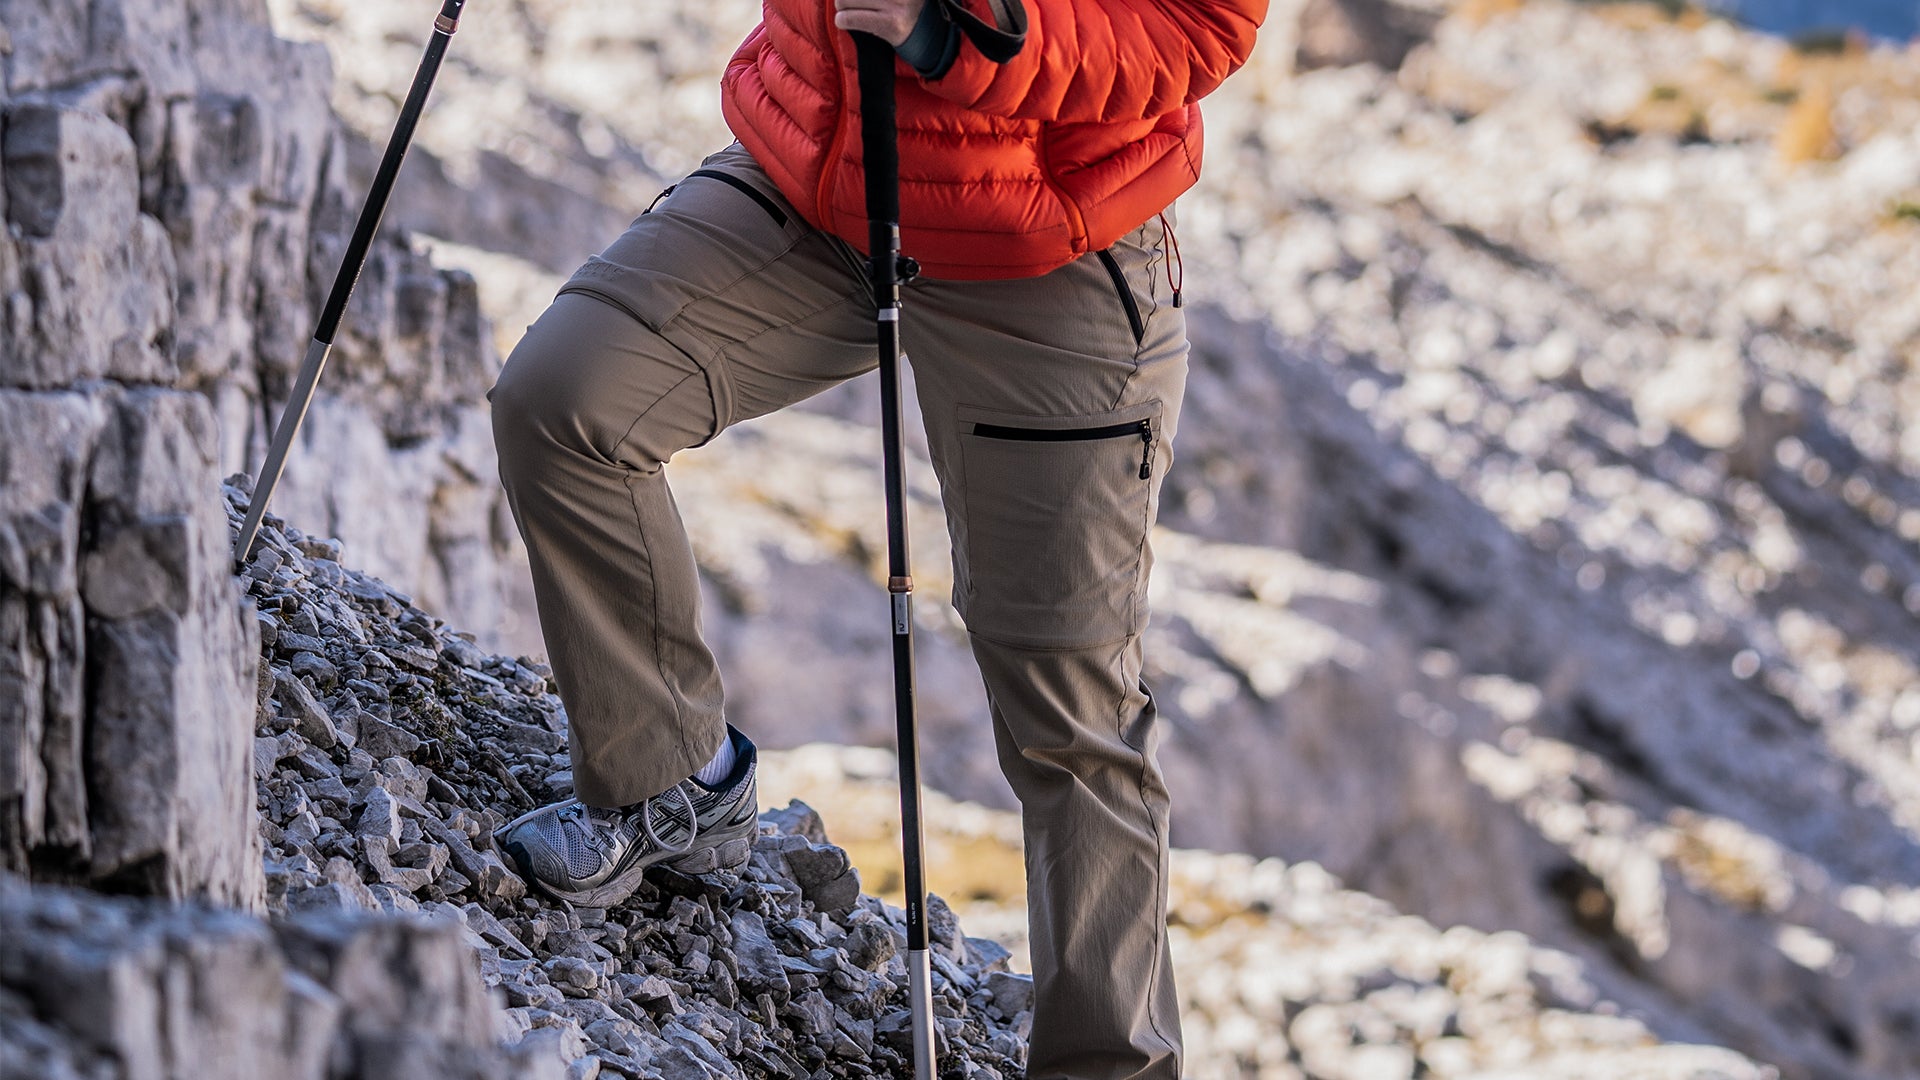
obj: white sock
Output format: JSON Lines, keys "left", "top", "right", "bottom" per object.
{"left": 693, "top": 733, "right": 737, "bottom": 786}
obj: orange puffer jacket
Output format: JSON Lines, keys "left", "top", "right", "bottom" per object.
{"left": 721, "top": 0, "right": 1265, "bottom": 280}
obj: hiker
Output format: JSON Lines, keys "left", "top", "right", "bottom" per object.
{"left": 488, "top": 0, "right": 1265, "bottom": 1076}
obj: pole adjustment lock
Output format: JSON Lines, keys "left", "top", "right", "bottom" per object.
{"left": 888, "top": 575, "right": 914, "bottom": 594}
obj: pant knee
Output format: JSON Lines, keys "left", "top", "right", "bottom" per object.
{"left": 488, "top": 341, "right": 572, "bottom": 492}
{"left": 489, "top": 300, "right": 649, "bottom": 487}
{"left": 490, "top": 293, "right": 721, "bottom": 488}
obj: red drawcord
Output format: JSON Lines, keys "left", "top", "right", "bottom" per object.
{"left": 1159, "top": 212, "right": 1183, "bottom": 308}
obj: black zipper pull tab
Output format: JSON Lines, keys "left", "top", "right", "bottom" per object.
{"left": 1138, "top": 420, "right": 1156, "bottom": 479}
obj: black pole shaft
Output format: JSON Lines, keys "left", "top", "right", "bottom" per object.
{"left": 233, "top": 0, "right": 467, "bottom": 564}
{"left": 854, "top": 30, "right": 925, "bottom": 949}
{"left": 314, "top": 0, "right": 466, "bottom": 344}
{"left": 854, "top": 31, "right": 935, "bottom": 1080}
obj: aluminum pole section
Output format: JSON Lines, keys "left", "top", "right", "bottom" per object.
{"left": 853, "top": 31, "right": 936, "bottom": 1080}
{"left": 233, "top": 0, "right": 468, "bottom": 564}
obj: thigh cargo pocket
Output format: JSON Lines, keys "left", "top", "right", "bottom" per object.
{"left": 956, "top": 400, "right": 1162, "bottom": 650}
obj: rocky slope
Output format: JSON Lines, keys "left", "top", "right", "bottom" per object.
{"left": 231, "top": 487, "right": 1035, "bottom": 1080}
{"left": 1160, "top": 6, "right": 1920, "bottom": 1075}
{"left": 3, "top": 498, "right": 1779, "bottom": 1079}
{"left": 764, "top": 744, "right": 1781, "bottom": 1080}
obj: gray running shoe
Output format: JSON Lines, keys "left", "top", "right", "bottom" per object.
{"left": 495, "top": 727, "right": 758, "bottom": 907}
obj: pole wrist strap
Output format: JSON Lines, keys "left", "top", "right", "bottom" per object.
{"left": 936, "top": 0, "right": 1026, "bottom": 63}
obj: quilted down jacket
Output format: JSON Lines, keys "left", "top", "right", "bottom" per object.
{"left": 721, "top": 0, "right": 1266, "bottom": 280}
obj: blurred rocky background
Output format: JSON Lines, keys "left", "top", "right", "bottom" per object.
{"left": 2, "top": 0, "right": 1918, "bottom": 1076}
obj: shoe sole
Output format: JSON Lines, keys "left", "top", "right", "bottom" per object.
{"left": 502, "top": 829, "right": 754, "bottom": 908}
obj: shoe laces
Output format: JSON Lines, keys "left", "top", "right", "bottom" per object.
{"left": 637, "top": 784, "right": 698, "bottom": 855}
{"left": 563, "top": 784, "right": 699, "bottom": 860}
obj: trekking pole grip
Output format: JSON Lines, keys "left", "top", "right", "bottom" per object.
{"left": 853, "top": 33, "right": 901, "bottom": 296}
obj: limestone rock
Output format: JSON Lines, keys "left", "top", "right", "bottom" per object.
{"left": 0, "top": 872, "right": 540, "bottom": 1080}
{"left": 1, "top": 102, "right": 173, "bottom": 389}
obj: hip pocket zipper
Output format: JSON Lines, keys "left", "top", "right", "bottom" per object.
{"left": 970, "top": 418, "right": 1157, "bottom": 479}
{"left": 1094, "top": 249, "right": 1147, "bottom": 347}
{"left": 687, "top": 169, "right": 790, "bottom": 228}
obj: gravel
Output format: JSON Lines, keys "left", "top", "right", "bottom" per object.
{"left": 231, "top": 480, "right": 1031, "bottom": 1079}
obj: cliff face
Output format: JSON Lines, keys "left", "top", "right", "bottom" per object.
{"left": 0, "top": 0, "right": 523, "bottom": 899}
{"left": 0, "top": 0, "right": 284, "bottom": 904}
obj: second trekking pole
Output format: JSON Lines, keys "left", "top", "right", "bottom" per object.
{"left": 233, "top": 0, "right": 467, "bottom": 565}
{"left": 852, "top": 30, "right": 936, "bottom": 1080}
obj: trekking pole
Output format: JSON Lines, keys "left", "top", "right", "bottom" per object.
{"left": 852, "top": 31, "right": 936, "bottom": 1080}
{"left": 233, "top": 0, "right": 468, "bottom": 565}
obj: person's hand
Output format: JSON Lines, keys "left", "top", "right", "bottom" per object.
{"left": 833, "top": 0, "right": 927, "bottom": 47}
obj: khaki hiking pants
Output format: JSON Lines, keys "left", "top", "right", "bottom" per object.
{"left": 490, "top": 144, "right": 1187, "bottom": 1080}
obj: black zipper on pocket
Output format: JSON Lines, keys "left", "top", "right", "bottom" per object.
{"left": 688, "top": 169, "right": 789, "bottom": 228}
{"left": 971, "top": 418, "right": 1158, "bottom": 479}
{"left": 1094, "top": 249, "right": 1146, "bottom": 347}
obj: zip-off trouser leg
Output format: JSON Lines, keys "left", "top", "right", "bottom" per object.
{"left": 489, "top": 144, "right": 1187, "bottom": 1080}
